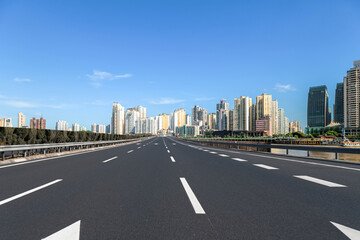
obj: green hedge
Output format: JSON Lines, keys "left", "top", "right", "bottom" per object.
{"left": 0, "top": 127, "right": 150, "bottom": 145}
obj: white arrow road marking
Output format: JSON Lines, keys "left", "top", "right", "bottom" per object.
{"left": 218, "top": 154, "right": 229, "bottom": 157}
{"left": 127, "top": 150, "right": 133, "bottom": 153}
{"left": 170, "top": 156, "right": 176, "bottom": 162}
{"left": 294, "top": 176, "right": 346, "bottom": 187}
{"left": 330, "top": 222, "right": 360, "bottom": 240}
{"left": 102, "top": 156, "right": 118, "bottom": 163}
{"left": 154, "top": 143, "right": 158, "bottom": 145}
{"left": 232, "top": 158, "right": 247, "bottom": 162}
{"left": 42, "top": 220, "right": 81, "bottom": 240}
{"left": 180, "top": 178, "right": 205, "bottom": 214}
{"left": 253, "top": 164, "right": 278, "bottom": 170}
{"left": 0, "top": 179, "right": 62, "bottom": 206}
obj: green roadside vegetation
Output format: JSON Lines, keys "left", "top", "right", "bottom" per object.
{"left": 0, "top": 127, "right": 150, "bottom": 145}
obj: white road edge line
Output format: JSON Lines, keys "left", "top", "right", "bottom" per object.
{"left": 180, "top": 178, "right": 205, "bottom": 214}
{"left": 253, "top": 164, "right": 279, "bottom": 170}
{"left": 294, "top": 175, "right": 347, "bottom": 187}
{"left": 170, "top": 156, "right": 176, "bottom": 162}
{"left": 102, "top": 156, "right": 118, "bottom": 163}
{"left": 0, "top": 179, "right": 63, "bottom": 206}
{"left": 232, "top": 158, "right": 247, "bottom": 162}
{"left": 172, "top": 138, "right": 360, "bottom": 173}
{"left": 127, "top": 150, "right": 133, "bottom": 153}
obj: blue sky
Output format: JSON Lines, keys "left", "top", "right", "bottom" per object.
{"left": 0, "top": 0, "right": 359, "bottom": 130}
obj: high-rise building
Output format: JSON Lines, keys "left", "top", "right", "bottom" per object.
{"left": 4, "top": 118, "right": 12, "bottom": 128}
{"left": 159, "top": 113, "right": 169, "bottom": 130}
{"left": 106, "top": 124, "right": 111, "bottom": 134}
{"left": 18, "top": 112, "right": 26, "bottom": 128}
{"left": 111, "top": 103, "right": 125, "bottom": 135}
{"left": 229, "top": 109, "right": 235, "bottom": 131}
{"left": 173, "top": 109, "right": 186, "bottom": 129}
{"left": 192, "top": 105, "right": 207, "bottom": 126}
{"left": 125, "top": 108, "right": 140, "bottom": 134}
{"left": 278, "top": 108, "right": 286, "bottom": 134}
{"left": 72, "top": 123, "right": 80, "bottom": 132}
{"left": 91, "top": 124, "right": 97, "bottom": 133}
{"left": 256, "top": 93, "right": 272, "bottom": 120}
{"left": 285, "top": 117, "right": 289, "bottom": 134}
{"left": 136, "top": 106, "right": 147, "bottom": 120}
{"left": 80, "top": 126, "right": 86, "bottom": 131}
{"left": 290, "top": 120, "right": 302, "bottom": 133}
{"left": 234, "top": 96, "right": 252, "bottom": 131}
{"left": 271, "top": 100, "right": 278, "bottom": 134}
{"left": 207, "top": 113, "right": 217, "bottom": 130}
{"left": 251, "top": 104, "right": 257, "bottom": 131}
{"left": 0, "top": 118, "right": 4, "bottom": 127}
{"left": 344, "top": 60, "right": 360, "bottom": 129}
{"left": 30, "top": 117, "right": 46, "bottom": 129}
{"left": 307, "top": 85, "right": 331, "bottom": 127}
{"left": 186, "top": 114, "right": 192, "bottom": 126}
{"left": 56, "top": 120, "right": 68, "bottom": 131}
{"left": 97, "top": 124, "right": 106, "bottom": 134}
{"left": 334, "top": 83, "right": 344, "bottom": 124}
{"left": 216, "top": 99, "right": 230, "bottom": 130}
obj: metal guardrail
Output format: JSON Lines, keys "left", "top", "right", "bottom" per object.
{"left": 0, "top": 138, "right": 148, "bottom": 161}
{"left": 180, "top": 138, "right": 360, "bottom": 160}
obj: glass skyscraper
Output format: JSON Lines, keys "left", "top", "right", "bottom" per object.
{"left": 307, "top": 85, "right": 331, "bottom": 127}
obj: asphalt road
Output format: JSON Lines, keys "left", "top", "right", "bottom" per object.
{"left": 0, "top": 136, "right": 359, "bottom": 240}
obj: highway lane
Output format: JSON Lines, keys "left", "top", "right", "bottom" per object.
{"left": 0, "top": 136, "right": 358, "bottom": 239}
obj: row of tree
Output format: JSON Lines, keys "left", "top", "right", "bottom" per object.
{"left": 0, "top": 127, "right": 150, "bottom": 145}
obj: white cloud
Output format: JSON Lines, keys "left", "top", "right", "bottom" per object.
{"left": 14, "top": 78, "right": 32, "bottom": 82}
{"left": 87, "top": 70, "right": 132, "bottom": 87}
{"left": 0, "top": 94, "right": 6, "bottom": 99}
{"left": 274, "top": 83, "right": 296, "bottom": 92}
{"left": 0, "top": 100, "right": 38, "bottom": 108}
{"left": 150, "top": 98, "right": 185, "bottom": 105}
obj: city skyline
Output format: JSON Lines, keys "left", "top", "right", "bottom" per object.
{"left": 1, "top": 1, "right": 360, "bottom": 131}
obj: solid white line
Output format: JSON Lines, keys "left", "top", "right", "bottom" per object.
{"left": 0, "top": 179, "right": 63, "bottom": 206}
{"left": 210, "top": 152, "right": 217, "bottom": 154}
{"left": 102, "top": 156, "right": 118, "bottom": 163}
{"left": 203, "top": 150, "right": 209, "bottom": 152}
{"left": 253, "top": 164, "right": 278, "bottom": 170}
{"left": 330, "top": 221, "right": 360, "bottom": 239}
{"left": 232, "top": 158, "right": 247, "bottom": 162}
{"left": 127, "top": 150, "right": 133, "bottom": 153}
{"left": 294, "top": 175, "right": 346, "bottom": 187}
{"left": 218, "top": 154, "right": 229, "bottom": 157}
{"left": 167, "top": 150, "right": 170, "bottom": 153}
{"left": 170, "top": 156, "right": 176, "bottom": 162}
{"left": 180, "top": 178, "right": 205, "bottom": 214}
